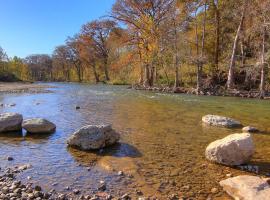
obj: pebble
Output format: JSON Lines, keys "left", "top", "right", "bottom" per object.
{"left": 121, "top": 193, "right": 131, "bottom": 200}
{"left": 211, "top": 187, "right": 218, "bottom": 194}
{"left": 118, "top": 171, "right": 124, "bottom": 176}
{"left": 182, "top": 185, "right": 191, "bottom": 190}
{"left": 76, "top": 106, "right": 80, "bottom": 109}
{"left": 34, "top": 185, "right": 42, "bottom": 191}
{"left": 52, "top": 182, "right": 58, "bottom": 186}
{"left": 73, "top": 189, "right": 80, "bottom": 194}
{"left": 98, "top": 182, "right": 106, "bottom": 191}
{"left": 7, "top": 156, "right": 14, "bottom": 161}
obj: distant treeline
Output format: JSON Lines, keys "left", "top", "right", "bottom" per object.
{"left": 1, "top": 0, "right": 270, "bottom": 97}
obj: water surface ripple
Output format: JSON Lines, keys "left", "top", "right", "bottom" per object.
{"left": 0, "top": 83, "right": 270, "bottom": 199}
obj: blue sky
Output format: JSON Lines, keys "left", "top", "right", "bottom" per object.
{"left": 0, "top": 0, "right": 115, "bottom": 58}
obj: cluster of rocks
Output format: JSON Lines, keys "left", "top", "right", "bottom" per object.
{"left": 0, "top": 103, "right": 16, "bottom": 107}
{"left": 132, "top": 85, "right": 188, "bottom": 94}
{"left": 202, "top": 114, "right": 269, "bottom": 200}
{"left": 132, "top": 84, "right": 270, "bottom": 99}
{"left": 67, "top": 124, "right": 120, "bottom": 150}
{"left": 0, "top": 112, "right": 119, "bottom": 150}
{"left": 0, "top": 166, "right": 65, "bottom": 200}
{"left": 0, "top": 112, "right": 56, "bottom": 134}
{"left": 0, "top": 165, "right": 122, "bottom": 200}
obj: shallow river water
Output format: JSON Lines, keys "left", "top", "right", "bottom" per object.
{"left": 0, "top": 83, "right": 270, "bottom": 199}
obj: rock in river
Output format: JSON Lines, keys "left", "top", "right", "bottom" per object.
{"left": 242, "top": 126, "right": 259, "bottom": 133}
{"left": 202, "top": 114, "right": 242, "bottom": 128}
{"left": 67, "top": 124, "right": 120, "bottom": 150}
{"left": 22, "top": 118, "right": 56, "bottom": 133}
{"left": 0, "top": 112, "right": 23, "bottom": 133}
{"left": 205, "top": 133, "right": 254, "bottom": 166}
{"left": 220, "top": 175, "right": 270, "bottom": 200}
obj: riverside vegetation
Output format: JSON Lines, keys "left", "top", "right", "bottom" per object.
{"left": 1, "top": 0, "right": 270, "bottom": 99}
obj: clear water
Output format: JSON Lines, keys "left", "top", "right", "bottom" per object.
{"left": 0, "top": 83, "right": 270, "bottom": 199}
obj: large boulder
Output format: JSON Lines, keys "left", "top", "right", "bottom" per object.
{"left": 22, "top": 118, "right": 56, "bottom": 133}
{"left": 67, "top": 125, "right": 120, "bottom": 150}
{"left": 220, "top": 175, "right": 270, "bottom": 200}
{"left": 0, "top": 113, "right": 23, "bottom": 133}
{"left": 202, "top": 115, "right": 242, "bottom": 128}
{"left": 205, "top": 133, "right": 254, "bottom": 166}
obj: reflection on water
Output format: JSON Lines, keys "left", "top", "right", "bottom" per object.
{"left": 0, "top": 83, "right": 270, "bottom": 199}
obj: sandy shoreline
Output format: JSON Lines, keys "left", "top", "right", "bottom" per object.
{"left": 0, "top": 82, "right": 54, "bottom": 93}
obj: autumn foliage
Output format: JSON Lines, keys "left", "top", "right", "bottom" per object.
{"left": 1, "top": 0, "right": 270, "bottom": 97}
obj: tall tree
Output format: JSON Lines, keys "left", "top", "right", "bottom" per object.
{"left": 81, "top": 20, "right": 116, "bottom": 81}
{"left": 227, "top": 0, "right": 247, "bottom": 89}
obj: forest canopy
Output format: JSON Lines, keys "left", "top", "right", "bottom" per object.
{"left": 1, "top": 0, "right": 270, "bottom": 98}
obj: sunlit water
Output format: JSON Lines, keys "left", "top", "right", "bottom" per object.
{"left": 0, "top": 83, "right": 270, "bottom": 199}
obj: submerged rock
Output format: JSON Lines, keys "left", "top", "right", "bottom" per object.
{"left": 202, "top": 114, "right": 242, "bottom": 128}
{"left": 242, "top": 126, "right": 260, "bottom": 133}
{"left": 22, "top": 118, "right": 56, "bottom": 133}
{"left": 220, "top": 175, "right": 270, "bottom": 200}
{"left": 67, "top": 124, "right": 120, "bottom": 150}
{"left": 205, "top": 133, "right": 254, "bottom": 166}
{"left": 0, "top": 113, "right": 23, "bottom": 133}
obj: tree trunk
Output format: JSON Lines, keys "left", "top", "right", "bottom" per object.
{"left": 259, "top": 23, "right": 266, "bottom": 99}
{"left": 214, "top": 0, "right": 220, "bottom": 73}
{"left": 139, "top": 50, "right": 144, "bottom": 85}
{"left": 173, "top": 18, "right": 180, "bottom": 88}
{"left": 103, "top": 57, "right": 110, "bottom": 81}
{"left": 92, "top": 62, "right": 100, "bottom": 83}
{"left": 240, "top": 41, "right": 246, "bottom": 68}
{"left": 227, "top": 1, "right": 246, "bottom": 89}
{"left": 75, "top": 62, "right": 82, "bottom": 82}
{"left": 174, "top": 54, "right": 180, "bottom": 88}
{"left": 143, "top": 63, "right": 151, "bottom": 87}
{"left": 196, "top": 2, "right": 207, "bottom": 94}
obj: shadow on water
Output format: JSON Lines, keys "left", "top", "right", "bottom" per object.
{"left": 100, "top": 142, "right": 142, "bottom": 158}
{"left": 0, "top": 130, "right": 55, "bottom": 145}
{"left": 246, "top": 161, "right": 270, "bottom": 176}
{"left": 67, "top": 142, "right": 142, "bottom": 166}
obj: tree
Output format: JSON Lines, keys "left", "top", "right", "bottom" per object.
{"left": 81, "top": 20, "right": 116, "bottom": 81}
{"left": 111, "top": 0, "right": 175, "bottom": 87}
{"left": 77, "top": 34, "right": 100, "bottom": 83}
{"left": 227, "top": 0, "right": 247, "bottom": 89}
{"left": 52, "top": 45, "right": 72, "bottom": 81}
{"left": 66, "top": 36, "right": 84, "bottom": 82}
{"left": 24, "top": 54, "right": 52, "bottom": 81}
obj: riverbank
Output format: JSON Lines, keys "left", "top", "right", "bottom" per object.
{"left": 0, "top": 164, "right": 120, "bottom": 200}
{"left": 132, "top": 85, "right": 270, "bottom": 99}
{"left": 0, "top": 82, "right": 54, "bottom": 94}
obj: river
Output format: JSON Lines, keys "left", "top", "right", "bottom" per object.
{"left": 0, "top": 83, "right": 270, "bottom": 199}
